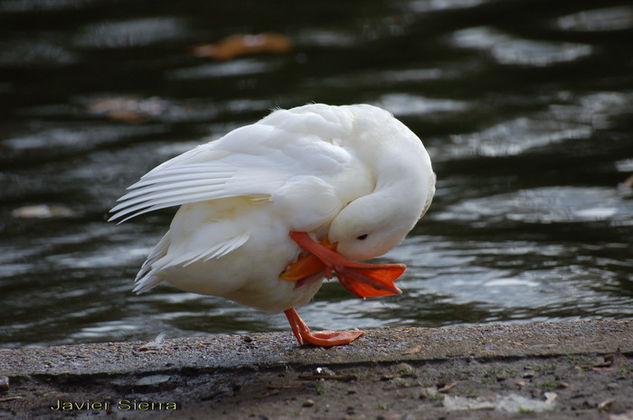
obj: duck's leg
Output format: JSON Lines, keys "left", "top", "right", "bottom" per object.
{"left": 284, "top": 307, "right": 363, "bottom": 347}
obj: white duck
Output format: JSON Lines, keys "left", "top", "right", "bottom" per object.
{"left": 110, "top": 103, "right": 435, "bottom": 347}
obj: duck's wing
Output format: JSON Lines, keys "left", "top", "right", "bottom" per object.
{"left": 109, "top": 110, "right": 353, "bottom": 223}
{"left": 132, "top": 231, "right": 250, "bottom": 293}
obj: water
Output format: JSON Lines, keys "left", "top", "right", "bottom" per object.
{"left": 1, "top": 0, "right": 633, "bottom": 348}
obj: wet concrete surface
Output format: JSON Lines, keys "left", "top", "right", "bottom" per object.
{"left": 1, "top": 320, "right": 632, "bottom": 418}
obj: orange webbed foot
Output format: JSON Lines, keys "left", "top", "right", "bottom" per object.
{"left": 284, "top": 231, "right": 405, "bottom": 298}
{"left": 284, "top": 308, "right": 363, "bottom": 347}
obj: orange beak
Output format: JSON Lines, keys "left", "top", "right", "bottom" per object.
{"left": 280, "top": 231, "right": 404, "bottom": 298}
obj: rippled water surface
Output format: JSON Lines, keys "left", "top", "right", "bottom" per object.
{"left": 1, "top": 0, "right": 633, "bottom": 347}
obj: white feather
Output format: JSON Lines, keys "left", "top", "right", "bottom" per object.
{"left": 109, "top": 107, "right": 355, "bottom": 225}
{"left": 133, "top": 232, "right": 171, "bottom": 293}
{"left": 165, "top": 232, "right": 249, "bottom": 268}
{"left": 112, "top": 103, "right": 436, "bottom": 314}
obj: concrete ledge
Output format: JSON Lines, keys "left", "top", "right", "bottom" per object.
{"left": 2, "top": 319, "right": 631, "bottom": 376}
{"left": 1, "top": 320, "right": 632, "bottom": 418}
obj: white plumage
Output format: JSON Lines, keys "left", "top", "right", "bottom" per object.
{"left": 110, "top": 103, "right": 435, "bottom": 345}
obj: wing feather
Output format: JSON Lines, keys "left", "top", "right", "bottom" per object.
{"left": 166, "top": 232, "right": 249, "bottom": 269}
{"left": 116, "top": 179, "right": 226, "bottom": 203}
{"left": 111, "top": 189, "right": 225, "bottom": 223}
{"left": 133, "top": 232, "right": 171, "bottom": 293}
{"left": 110, "top": 107, "right": 354, "bottom": 223}
{"left": 133, "top": 232, "right": 250, "bottom": 293}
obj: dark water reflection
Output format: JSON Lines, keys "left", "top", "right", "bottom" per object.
{"left": 1, "top": 0, "right": 633, "bottom": 347}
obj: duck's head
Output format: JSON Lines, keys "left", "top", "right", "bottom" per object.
{"left": 329, "top": 107, "right": 436, "bottom": 261}
{"left": 328, "top": 197, "right": 416, "bottom": 260}
{"left": 328, "top": 176, "right": 433, "bottom": 260}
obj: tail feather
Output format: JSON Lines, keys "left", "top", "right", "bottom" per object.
{"left": 132, "top": 231, "right": 250, "bottom": 294}
{"left": 133, "top": 232, "right": 171, "bottom": 294}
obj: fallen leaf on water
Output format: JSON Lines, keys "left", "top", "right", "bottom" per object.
{"left": 105, "top": 110, "right": 146, "bottom": 123}
{"left": 87, "top": 96, "right": 183, "bottom": 122}
{"left": 191, "top": 33, "right": 292, "bottom": 60}
{"left": 12, "top": 205, "right": 74, "bottom": 219}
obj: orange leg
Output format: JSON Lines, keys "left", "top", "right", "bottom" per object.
{"left": 284, "top": 307, "right": 363, "bottom": 347}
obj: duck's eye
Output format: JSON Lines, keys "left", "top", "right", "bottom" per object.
{"left": 356, "top": 234, "right": 368, "bottom": 240}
